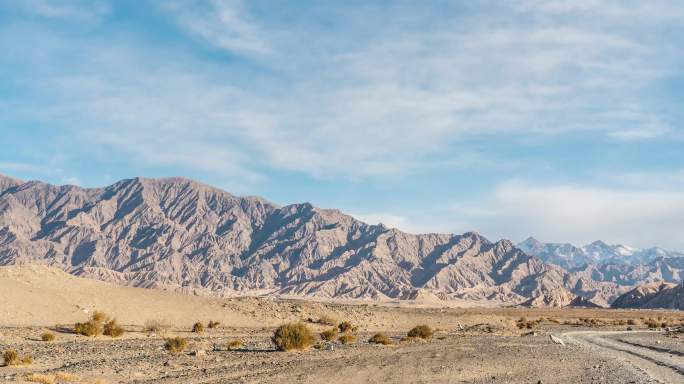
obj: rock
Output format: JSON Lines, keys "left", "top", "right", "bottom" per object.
{"left": 549, "top": 334, "right": 565, "bottom": 346}
{"left": 191, "top": 350, "right": 206, "bottom": 357}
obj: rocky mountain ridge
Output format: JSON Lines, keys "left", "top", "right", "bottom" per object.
{"left": 0, "top": 174, "right": 679, "bottom": 308}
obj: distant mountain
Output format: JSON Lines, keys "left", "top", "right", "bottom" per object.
{"left": 0, "top": 174, "right": 591, "bottom": 306}
{"left": 518, "top": 237, "right": 684, "bottom": 270}
{"left": 611, "top": 282, "right": 684, "bottom": 310}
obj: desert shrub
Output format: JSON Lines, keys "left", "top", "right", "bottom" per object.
{"left": 207, "top": 320, "right": 221, "bottom": 329}
{"left": 317, "top": 315, "right": 337, "bottom": 326}
{"left": 645, "top": 318, "right": 659, "bottom": 329}
{"left": 41, "top": 332, "right": 56, "bottom": 342}
{"left": 165, "top": 337, "right": 188, "bottom": 354}
{"left": 103, "top": 319, "right": 124, "bottom": 338}
{"left": 91, "top": 311, "right": 107, "bottom": 323}
{"left": 3, "top": 349, "right": 32, "bottom": 366}
{"left": 192, "top": 322, "right": 204, "bottom": 333}
{"left": 407, "top": 325, "right": 433, "bottom": 339}
{"left": 272, "top": 322, "right": 315, "bottom": 351}
{"left": 368, "top": 332, "right": 391, "bottom": 345}
{"left": 320, "top": 327, "right": 338, "bottom": 341}
{"left": 516, "top": 317, "right": 544, "bottom": 329}
{"left": 144, "top": 319, "right": 168, "bottom": 333}
{"left": 338, "top": 332, "right": 357, "bottom": 344}
{"left": 24, "top": 374, "right": 55, "bottom": 384}
{"left": 228, "top": 339, "right": 244, "bottom": 350}
{"left": 627, "top": 319, "right": 640, "bottom": 326}
{"left": 75, "top": 311, "right": 115, "bottom": 337}
{"left": 338, "top": 321, "right": 357, "bottom": 333}
{"left": 74, "top": 321, "right": 101, "bottom": 337}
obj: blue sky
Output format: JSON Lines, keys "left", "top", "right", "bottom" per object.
{"left": 1, "top": 0, "right": 683, "bottom": 249}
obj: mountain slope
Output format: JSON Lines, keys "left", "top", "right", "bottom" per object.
{"left": 611, "top": 282, "right": 684, "bottom": 310}
{"left": 0, "top": 174, "right": 586, "bottom": 305}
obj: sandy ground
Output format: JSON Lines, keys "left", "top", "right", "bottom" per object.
{"left": 1, "top": 265, "right": 684, "bottom": 383}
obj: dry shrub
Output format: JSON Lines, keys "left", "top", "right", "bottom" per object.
{"left": 272, "top": 322, "right": 315, "bottom": 351}
{"left": 338, "top": 333, "right": 357, "bottom": 344}
{"left": 74, "top": 311, "right": 116, "bottom": 337}
{"left": 207, "top": 321, "right": 221, "bottom": 329}
{"left": 627, "top": 319, "right": 640, "bottom": 326}
{"left": 408, "top": 325, "right": 433, "bottom": 340}
{"left": 645, "top": 318, "right": 659, "bottom": 329}
{"left": 317, "top": 315, "right": 337, "bottom": 326}
{"left": 228, "top": 339, "right": 244, "bottom": 350}
{"left": 55, "top": 372, "right": 80, "bottom": 382}
{"left": 3, "top": 349, "right": 32, "bottom": 366}
{"left": 192, "top": 322, "right": 204, "bottom": 333}
{"left": 368, "top": 332, "right": 391, "bottom": 345}
{"left": 103, "top": 319, "right": 124, "bottom": 338}
{"left": 144, "top": 319, "right": 168, "bottom": 334}
{"left": 516, "top": 317, "right": 544, "bottom": 329}
{"left": 320, "top": 327, "right": 338, "bottom": 341}
{"left": 41, "top": 332, "right": 56, "bottom": 342}
{"left": 165, "top": 337, "right": 188, "bottom": 354}
{"left": 24, "top": 374, "right": 55, "bottom": 384}
{"left": 338, "top": 321, "right": 357, "bottom": 333}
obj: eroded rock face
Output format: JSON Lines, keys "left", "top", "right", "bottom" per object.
{"left": 0, "top": 174, "right": 615, "bottom": 305}
{"left": 611, "top": 282, "right": 684, "bottom": 310}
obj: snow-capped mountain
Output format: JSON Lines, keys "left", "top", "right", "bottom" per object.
{"left": 518, "top": 237, "right": 684, "bottom": 270}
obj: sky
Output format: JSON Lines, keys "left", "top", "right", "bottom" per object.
{"left": 1, "top": 0, "right": 683, "bottom": 249}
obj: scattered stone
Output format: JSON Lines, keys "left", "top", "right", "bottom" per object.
{"left": 549, "top": 334, "right": 565, "bottom": 346}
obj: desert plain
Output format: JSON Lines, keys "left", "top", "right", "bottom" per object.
{"left": 1, "top": 266, "right": 683, "bottom": 384}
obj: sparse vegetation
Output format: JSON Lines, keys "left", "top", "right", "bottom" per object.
{"left": 103, "top": 319, "right": 125, "bottom": 337}
{"left": 192, "top": 322, "right": 204, "bottom": 333}
{"left": 165, "top": 337, "right": 189, "bottom": 354}
{"left": 3, "top": 349, "right": 32, "bottom": 366}
{"left": 144, "top": 319, "right": 168, "bottom": 334}
{"left": 338, "top": 332, "right": 357, "bottom": 344}
{"left": 228, "top": 339, "right": 245, "bottom": 350}
{"left": 207, "top": 320, "right": 221, "bottom": 329}
{"left": 75, "top": 311, "right": 123, "bottom": 337}
{"left": 317, "top": 315, "right": 337, "bottom": 326}
{"left": 407, "top": 325, "right": 433, "bottom": 340}
{"left": 368, "top": 332, "right": 391, "bottom": 345}
{"left": 320, "top": 327, "right": 338, "bottom": 341}
{"left": 41, "top": 331, "right": 56, "bottom": 342}
{"left": 338, "top": 321, "right": 357, "bottom": 333}
{"left": 516, "top": 317, "right": 543, "bottom": 329}
{"left": 24, "top": 374, "right": 55, "bottom": 384}
{"left": 55, "top": 372, "right": 81, "bottom": 382}
{"left": 272, "top": 322, "right": 315, "bottom": 351}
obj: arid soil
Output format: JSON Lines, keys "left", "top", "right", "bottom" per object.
{"left": 2, "top": 266, "right": 683, "bottom": 383}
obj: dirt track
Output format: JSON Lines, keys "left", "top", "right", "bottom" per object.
{"left": 563, "top": 331, "right": 684, "bottom": 384}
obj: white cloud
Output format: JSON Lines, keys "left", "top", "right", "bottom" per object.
{"left": 452, "top": 180, "right": 684, "bottom": 250}
{"left": 10, "top": 0, "right": 110, "bottom": 20}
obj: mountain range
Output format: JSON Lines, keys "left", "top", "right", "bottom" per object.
{"left": 1, "top": 173, "right": 682, "bottom": 308}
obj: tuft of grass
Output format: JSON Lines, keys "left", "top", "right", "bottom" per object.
{"left": 320, "top": 327, "right": 338, "bottom": 341}
{"left": 228, "top": 339, "right": 244, "bottom": 350}
{"left": 41, "top": 332, "right": 56, "bottom": 342}
{"left": 368, "top": 332, "right": 391, "bottom": 345}
{"left": 24, "top": 374, "right": 55, "bottom": 384}
{"left": 338, "top": 321, "right": 357, "bottom": 333}
{"left": 207, "top": 320, "right": 221, "bottom": 329}
{"left": 407, "top": 325, "right": 433, "bottom": 340}
{"left": 338, "top": 332, "right": 357, "bottom": 344}
{"left": 144, "top": 319, "right": 168, "bottom": 334}
{"left": 272, "top": 322, "right": 315, "bottom": 351}
{"left": 192, "top": 322, "right": 204, "bottom": 333}
{"left": 165, "top": 337, "right": 189, "bottom": 354}
{"left": 3, "top": 349, "right": 32, "bottom": 366}
{"left": 91, "top": 311, "right": 107, "bottom": 323}
{"left": 103, "top": 319, "right": 124, "bottom": 338}
{"left": 317, "top": 315, "right": 337, "bottom": 326}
